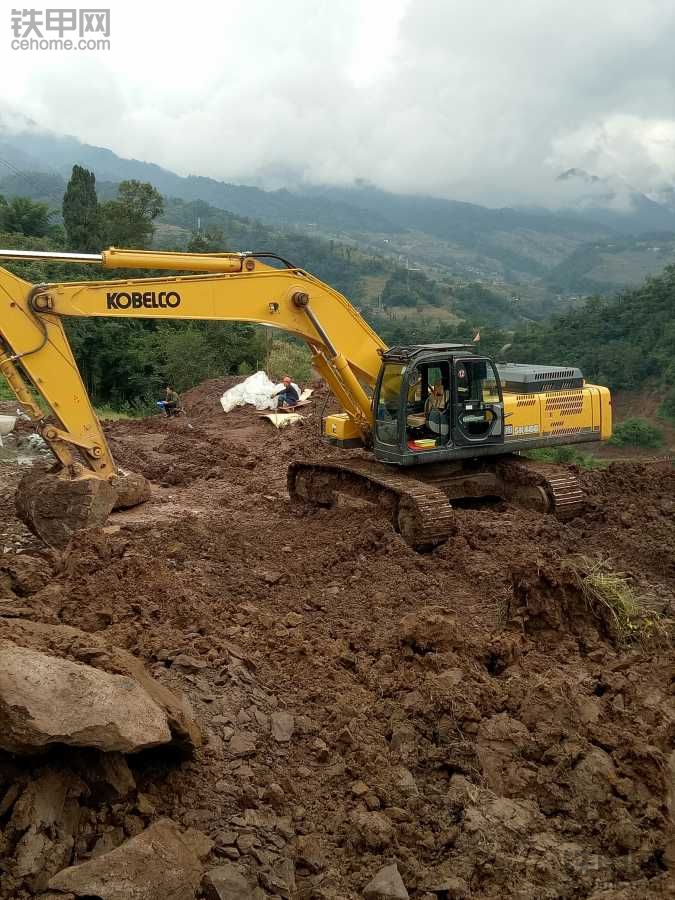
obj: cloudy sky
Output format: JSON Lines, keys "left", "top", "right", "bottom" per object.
{"left": 2, "top": 0, "right": 675, "bottom": 205}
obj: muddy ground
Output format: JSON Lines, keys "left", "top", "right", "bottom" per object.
{"left": 0, "top": 377, "right": 673, "bottom": 899}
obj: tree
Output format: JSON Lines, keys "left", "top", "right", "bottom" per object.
{"left": 62, "top": 165, "right": 102, "bottom": 251}
{"left": 0, "top": 196, "right": 51, "bottom": 237}
{"left": 100, "top": 180, "right": 164, "bottom": 248}
{"left": 187, "top": 225, "right": 225, "bottom": 253}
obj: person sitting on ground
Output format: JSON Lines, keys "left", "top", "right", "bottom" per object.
{"left": 164, "top": 385, "right": 181, "bottom": 417}
{"left": 271, "top": 375, "right": 301, "bottom": 408}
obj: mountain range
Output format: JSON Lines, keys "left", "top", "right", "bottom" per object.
{"left": 2, "top": 124, "right": 675, "bottom": 296}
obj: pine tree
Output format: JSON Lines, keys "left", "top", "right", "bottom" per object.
{"left": 62, "top": 165, "right": 102, "bottom": 251}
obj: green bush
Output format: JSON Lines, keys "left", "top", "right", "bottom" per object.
{"left": 267, "top": 340, "right": 313, "bottom": 383}
{"left": 657, "top": 391, "right": 675, "bottom": 424}
{"left": 609, "top": 418, "right": 664, "bottom": 448}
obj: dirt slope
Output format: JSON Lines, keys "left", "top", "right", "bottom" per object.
{"left": 0, "top": 383, "right": 673, "bottom": 899}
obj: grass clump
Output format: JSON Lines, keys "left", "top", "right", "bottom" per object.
{"left": 525, "top": 446, "right": 605, "bottom": 468}
{"left": 563, "top": 556, "right": 668, "bottom": 644}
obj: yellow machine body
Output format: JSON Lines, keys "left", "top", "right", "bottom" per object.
{"left": 502, "top": 384, "right": 612, "bottom": 445}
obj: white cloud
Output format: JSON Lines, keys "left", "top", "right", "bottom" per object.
{"left": 2, "top": 0, "right": 675, "bottom": 205}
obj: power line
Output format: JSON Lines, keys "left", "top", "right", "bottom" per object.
{"left": 0, "top": 154, "right": 62, "bottom": 199}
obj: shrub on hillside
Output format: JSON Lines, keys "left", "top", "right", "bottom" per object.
{"left": 609, "top": 418, "right": 664, "bottom": 449}
{"left": 657, "top": 391, "right": 675, "bottom": 424}
{"left": 267, "top": 340, "right": 313, "bottom": 383}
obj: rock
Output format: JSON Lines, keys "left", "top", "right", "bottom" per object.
{"left": 391, "top": 766, "right": 418, "bottom": 797}
{"left": 476, "top": 713, "right": 531, "bottom": 794}
{"left": 16, "top": 471, "right": 117, "bottom": 549}
{"left": 94, "top": 753, "right": 136, "bottom": 798}
{"left": 172, "top": 653, "right": 207, "bottom": 674}
{"left": 48, "top": 818, "right": 201, "bottom": 900}
{"left": 270, "top": 711, "right": 295, "bottom": 743}
{"left": 123, "top": 814, "right": 147, "bottom": 838}
{"left": 364, "top": 791, "right": 381, "bottom": 810}
{"left": 264, "top": 782, "right": 285, "bottom": 810}
{"left": 0, "top": 781, "right": 21, "bottom": 816}
{"left": 182, "top": 827, "right": 214, "bottom": 860}
{"left": 351, "top": 780, "right": 370, "bottom": 797}
{"left": 349, "top": 810, "right": 394, "bottom": 850}
{"left": 203, "top": 863, "right": 257, "bottom": 900}
{"left": 312, "top": 738, "right": 330, "bottom": 761}
{"left": 611, "top": 693, "right": 625, "bottom": 712}
{"left": 389, "top": 723, "right": 416, "bottom": 753}
{"left": 424, "top": 876, "right": 469, "bottom": 898}
{"left": 0, "top": 554, "right": 51, "bottom": 595}
{"left": 283, "top": 612, "right": 304, "bottom": 627}
{"left": 8, "top": 769, "right": 86, "bottom": 891}
{"left": 1, "top": 618, "right": 202, "bottom": 752}
{"left": 294, "top": 833, "right": 326, "bottom": 874}
{"left": 236, "top": 833, "right": 259, "bottom": 853}
{"left": 259, "top": 858, "right": 296, "bottom": 897}
{"left": 229, "top": 731, "right": 257, "bottom": 757}
{"left": 570, "top": 748, "right": 617, "bottom": 803}
{"left": 215, "top": 830, "right": 238, "bottom": 847}
{"left": 576, "top": 696, "right": 600, "bottom": 724}
{"left": 399, "top": 607, "right": 462, "bottom": 654}
{"left": 136, "top": 792, "right": 156, "bottom": 815}
{"left": 91, "top": 827, "right": 125, "bottom": 858}
{"left": 110, "top": 471, "right": 151, "bottom": 510}
{"left": 437, "top": 668, "right": 464, "bottom": 689}
{"left": 363, "top": 863, "right": 409, "bottom": 900}
{"left": 0, "top": 640, "right": 172, "bottom": 754}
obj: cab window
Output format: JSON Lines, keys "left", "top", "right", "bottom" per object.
{"left": 455, "top": 359, "right": 501, "bottom": 404}
{"left": 375, "top": 364, "right": 405, "bottom": 446}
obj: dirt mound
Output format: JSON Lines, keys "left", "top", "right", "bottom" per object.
{"left": 181, "top": 375, "right": 243, "bottom": 422}
{"left": 0, "top": 381, "right": 673, "bottom": 898}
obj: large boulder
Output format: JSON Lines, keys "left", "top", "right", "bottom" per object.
{"left": 16, "top": 471, "right": 117, "bottom": 549}
{"left": 110, "top": 471, "right": 152, "bottom": 510}
{"left": 0, "top": 639, "right": 172, "bottom": 754}
{"left": 0, "top": 618, "right": 202, "bottom": 751}
{"left": 47, "top": 818, "right": 201, "bottom": 900}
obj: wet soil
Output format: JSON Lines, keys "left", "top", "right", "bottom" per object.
{"left": 0, "top": 378, "right": 673, "bottom": 898}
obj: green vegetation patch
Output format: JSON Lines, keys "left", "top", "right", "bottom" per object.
{"left": 609, "top": 418, "right": 664, "bottom": 449}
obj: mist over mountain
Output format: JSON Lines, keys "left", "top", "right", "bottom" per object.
{"left": 2, "top": 124, "right": 675, "bottom": 298}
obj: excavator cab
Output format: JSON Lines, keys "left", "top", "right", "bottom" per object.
{"left": 372, "top": 344, "right": 505, "bottom": 465}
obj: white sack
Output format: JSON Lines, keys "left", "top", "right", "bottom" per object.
{"left": 220, "top": 371, "right": 278, "bottom": 413}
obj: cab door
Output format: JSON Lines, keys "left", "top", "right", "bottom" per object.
{"left": 451, "top": 357, "right": 505, "bottom": 447}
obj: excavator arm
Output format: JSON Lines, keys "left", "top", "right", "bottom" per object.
{"left": 0, "top": 247, "right": 387, "bottom": 481}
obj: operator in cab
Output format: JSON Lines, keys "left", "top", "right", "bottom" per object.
{"left": 271, "top": 375, "right": 301, "bottom": 408}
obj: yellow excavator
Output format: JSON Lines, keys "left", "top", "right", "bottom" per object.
{"left": 0, "top": 246, "right": 611, "bottom": 548}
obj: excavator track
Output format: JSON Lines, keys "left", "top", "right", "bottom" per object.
{"left": 288, "top": 453, "right": 587, "bottom": 550}
{"left": 496, "top": 456, "right": 586, "bottom": 520}
{"left": 288, "top": 458, "right": 456, "bottom": 549}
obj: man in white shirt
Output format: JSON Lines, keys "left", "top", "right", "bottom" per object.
{"left": 271, "top": 375, "right": 301, "bottom": 408}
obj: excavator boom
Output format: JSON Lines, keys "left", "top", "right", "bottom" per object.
{"left": 0, "top": 249, "right": 386, "bottom": 481}
{"left": 0, "top": 246, "right": 611, "bottom": 550}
